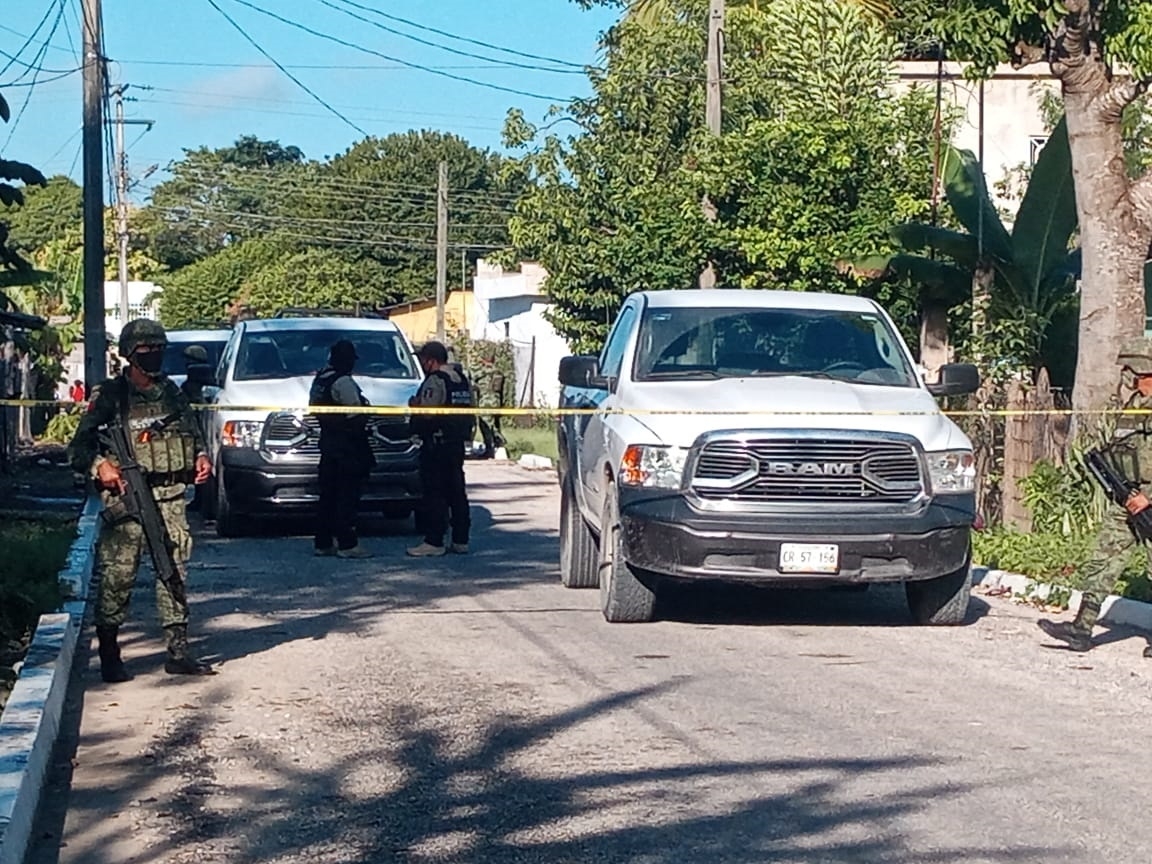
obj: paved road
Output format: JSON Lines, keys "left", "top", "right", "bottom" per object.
{"left": 27, "top": 462, "right": 1152, "bottom": 864}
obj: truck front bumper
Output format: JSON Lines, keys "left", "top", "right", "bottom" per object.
{"left": 618, "top": 492, "right": 974, "bottom": 585}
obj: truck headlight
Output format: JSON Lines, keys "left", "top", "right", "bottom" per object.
{"left": 620, "top": 445, "right": 688, "bottom": 489}
{"left": 222, "top": 420, "right": 265, "bottom": 449}
{"left": 926, "top": 450, "right": 975, "bottom": 494}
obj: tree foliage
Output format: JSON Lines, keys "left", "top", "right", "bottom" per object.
{"left": 509, "top": 0, "right": 941, "bottom": 353}
{"left": 890, "top": 1, "right": 1152, "bottom": 410}
{"left": 151, "top": 131, "right": 522, "bottom": 326}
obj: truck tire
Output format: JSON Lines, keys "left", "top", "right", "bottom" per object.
{"left": 905, "top": 560, "right": 971, "bottom": 625}
{"left": 599, "top": 485, "right": 657, "bottom": 623}
{"left": 559, "top": 478, "right": 599, "bottom": 589}
{"left": 214, "top": 462, "right": 243, "bottom": 538}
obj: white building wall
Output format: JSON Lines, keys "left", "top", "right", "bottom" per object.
{"left": 471, "top": 260, "right": 570, "bottom": 408}
{"left": 895, "top": 61, "right": 1058, "bottom": 214}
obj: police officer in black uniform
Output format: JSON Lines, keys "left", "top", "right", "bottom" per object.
{"left": 309, "top": 339, "right": 374, "bottom": 559}
{"left": 408, "top": 340, "right": 474, "bottom": 557}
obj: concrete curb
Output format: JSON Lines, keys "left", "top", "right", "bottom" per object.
{"left": 0, "top": 495, "right": 99, "bottom": 864}
{"left": 972, "top": 565, "right": 1152, "bottom": 632}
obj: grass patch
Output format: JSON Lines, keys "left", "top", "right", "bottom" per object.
{"left": 501, "top": 425, "right": 560, "bottom": 463}
{"left": 0, "top": 518, "right": 75, "bottom": 712}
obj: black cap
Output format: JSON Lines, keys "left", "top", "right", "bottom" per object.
{"left": 416, "top": 340, "right": 449, "bottom": 363}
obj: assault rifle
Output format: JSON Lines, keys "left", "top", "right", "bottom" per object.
{"left": 1083, "top": 449, "right": 1152, "bottom": 544}
{"left": 103, "top": 412, "right": 188, "bottom": 606}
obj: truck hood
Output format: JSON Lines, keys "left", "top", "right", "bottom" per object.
{"left": 624, "top": 377, "right": 970, "bottom": 451}
{"left": 214, "top": 375, "right": 421, "bottom": 419}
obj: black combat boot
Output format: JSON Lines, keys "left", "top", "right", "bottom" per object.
{"left": 163, "top": 624, "right": 216, "bottom": 676}
{"left": 96, "top": 625, "right": 132, "bottom": 683}
{"left": 1037, "top": 596, "right": 1100, "bottom": 653}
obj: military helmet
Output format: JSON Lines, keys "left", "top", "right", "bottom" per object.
{"left": 118, "top": 318, "right": 168, "bottom": 357}
{"left": 1117, "top": 338, "right": 1152, "bottom": 367}
{"left": 183, "top": 344, "right": 209, "bottom": 363}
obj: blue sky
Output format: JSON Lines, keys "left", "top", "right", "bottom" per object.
{"left": 0, "top": 0, "right": 618, "bottom": 196}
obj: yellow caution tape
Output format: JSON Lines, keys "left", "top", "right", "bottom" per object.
{"left": 0, "top": 397, "right": 1133, "bottom": 418}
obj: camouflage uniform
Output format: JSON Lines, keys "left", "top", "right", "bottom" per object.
{"left": 68, "top": 319, "right": 214, "bottom": 681}
{"left": 1039, "top": 340, "right": 1152, "bottom": 654}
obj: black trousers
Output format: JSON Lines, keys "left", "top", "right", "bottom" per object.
{"left": 419, "top": 442, "right": 470, "bottom": 547}
{"left": 315, "top": 456, "right": 365, "bottom": 551}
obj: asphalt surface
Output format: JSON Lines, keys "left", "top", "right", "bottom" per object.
{"left": 26, "top": 462, "right": 1152, "bottom": 864}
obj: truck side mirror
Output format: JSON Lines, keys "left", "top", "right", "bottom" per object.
{"left": 927, "top": 363, "right": 980, "bottom": 397}
{"left": 559, "top": 355, "right": 608, "bottom": 390}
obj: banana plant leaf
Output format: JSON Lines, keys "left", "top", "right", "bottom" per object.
{"left": 884, "top": 254, "right": 970, "bottom": 307}
{"left": 940, "top": 146, "right": 1013, "bottom": 262}
{"left": 889, "top": 223, "right": 981, "bottom": 269}
{"left": 1012, "top": 115, "right": 1077, "bottom": 307}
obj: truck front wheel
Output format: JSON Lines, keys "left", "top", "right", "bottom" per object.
{"left": 905, "top": 559, "right": 971, "bottom": 625}
{"left": 599, "top": 485, "right": 657, "bottom": 623}
{"left": 560, "top": 477, "right": 599, "bottom": 589}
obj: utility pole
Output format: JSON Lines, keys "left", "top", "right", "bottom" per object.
{"left": 112, "top": 84, "right": 154, "bottom": 329}
{"left": 81, "top": 0, "right": 105, "bottom": 392}
{"left": 699, "top": 0, "right": 724, "bottom": 290}
{"left": 705, "top": 0, "right": 723, "bottom": 137}
{"left": 435, "top": 160, "right": 448, "bottom": 343}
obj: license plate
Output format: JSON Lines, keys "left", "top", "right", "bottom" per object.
{"left": 779, "top": 543, "right": 840, "bottom": 574}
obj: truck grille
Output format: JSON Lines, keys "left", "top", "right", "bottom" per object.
{"left": 263, "top": 412, "right": 416, "bottom": 461}
{"left": 692, "top": 437, "right": 923, "bottom": 503}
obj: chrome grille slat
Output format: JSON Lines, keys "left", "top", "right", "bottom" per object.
{"left": 691, "top": 436, "right": 923, "bottom": 503}
{"left": 263, "top": 413, "right": 415, "bottom": 459}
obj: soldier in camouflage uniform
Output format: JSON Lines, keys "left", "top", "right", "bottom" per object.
{"left": 68, "top": 319, "right": 216, "bottom": 682}
{"left": 1038, "top": 339, "right": 1152, "bottom": 655}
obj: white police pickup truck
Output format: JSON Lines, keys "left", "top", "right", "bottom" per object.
{"left": 556, "top": 290, "right": 981, "bottom": 624}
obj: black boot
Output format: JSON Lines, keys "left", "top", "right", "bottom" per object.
{"left": 96, "top": 626, "right": 132, "bottom": 683}
{"left": 1037, "top": 596, "right": 1100, "bottom": 653}
{"left": 163, "top": 624, "right": 216, "bottom": 676}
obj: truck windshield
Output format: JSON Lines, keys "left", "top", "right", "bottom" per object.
{"left": 634, "top": 306, "right": 917, "bottom": 387}
{"left": 234, "top": 329, "right": 419, "bottom": 381}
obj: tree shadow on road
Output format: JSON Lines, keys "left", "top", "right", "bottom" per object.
{"left": 33, "top": 683, "right": 1062, "bottom": 864}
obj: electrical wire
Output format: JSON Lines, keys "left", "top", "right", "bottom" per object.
{"left": 0, "top": 3, "right": 56, "bottom": 79}
{"left": 58, "top": 0, "right": 79, "bottom": 63}
{"left": 222, "top": 0, "right": 571, "bottom": 103}
{"left": 324, "top": 0, "right": 586, "bottom": 70}
{"left": 203, "top": 0, "right": 369, "bottom": 137}
{"left": 3, "top": 0, "right": 68, "bottom": 147}
{"left": 315, "top": 0, "right": 583, "bottom": 75}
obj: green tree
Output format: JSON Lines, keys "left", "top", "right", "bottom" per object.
{"left": 0, "top": 91, "right": 48, "bottom": 310}
{"left": 159, "top": 237, "right": 284, "bottom": 328}
{"left": 887, "top": 1, "right": 1152, "bottom": 411}
{"left": 509, "top": 0, "right": 939, "bottom": 352}
{"left": 140, "top": 136, "right": 307, "bottom": 270}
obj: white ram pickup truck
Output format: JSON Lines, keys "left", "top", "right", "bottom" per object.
{"left": 556, "top": 289, "right": 981, "bottom": 624}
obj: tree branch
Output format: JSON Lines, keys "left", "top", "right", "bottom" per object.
{"left": 1011, "top": 40, "right": 1048, "bottom": 69}
{"left": 1050, "top": 0, "right": 1102, "bottom": 91}
{"left": 1130, "top": 171, "right": 1152, "bottom": 233}
{"left": 1098, "top": 77, "right": 1152, "bottom": 121}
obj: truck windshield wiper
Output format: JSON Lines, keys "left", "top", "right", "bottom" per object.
{"left": 642, "top": 369, "right": 723, "bottom": 379}
{"left": 742, "top": 371, "right": 834, "bottom": 380}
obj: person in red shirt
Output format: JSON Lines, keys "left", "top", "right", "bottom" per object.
{"left": 69, "top": 380, "right": 86, "bottom": 402}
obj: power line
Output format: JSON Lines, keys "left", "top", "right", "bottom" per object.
{"left": 0, "top": 46, "right": 76, "bottom": 75}
{"left": 0, "top": 67, "right": 80, "bottom": 87}
{"left": 131, "top": 96, "right": 505, "bottom": 134}
{"left": 4, "top": 0, "right": 68, "bottom": 147}
{"left": 315, "top": 0, "right": 584, "bottom": 75}
{"left": 223, "top": 0, "right": 571, "bottom": 102}
{"left": 203, "top": 0, "right": 369, "bottom": 137}
{"left": 138, "top": 84, "right": 505, "bottom": 122}
{"left": 0, "top": 3, "right": 57, "bottom": 79}
{"left": 58, "top": 0, "right": 79, "bottom": 63}
{"left": 325, "top": 0, "right": 586, "bottom": 70}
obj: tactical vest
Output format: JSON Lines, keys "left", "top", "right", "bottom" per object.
{"left": 309, "top": 368, "right": 370, "bottom": 457}
{"left": 1105, "top": 385, "right": 1152, "bottom": 483}
{"left": 113, "top": 376, "right": 197, "bottom": 482}
{"left": 428, "top": 369, "right": 476, "bottom": 444}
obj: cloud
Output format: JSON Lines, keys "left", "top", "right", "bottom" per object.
{"left": 180, "top": 65, "right": 291, "bottom": 115}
